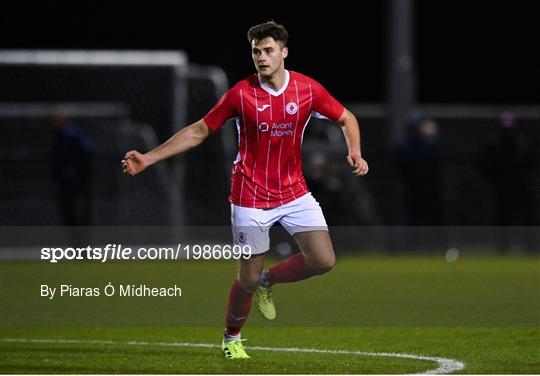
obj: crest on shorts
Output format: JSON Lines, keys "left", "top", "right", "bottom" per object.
{"left": 286, "top": 102, "right": 298, "bottom": 115}
{"left": 238, "top": 231, "right": 248, "bottom": 243}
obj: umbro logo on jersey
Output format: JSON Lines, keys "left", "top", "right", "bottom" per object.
{"left": 257, "top": 104, "right": 271, "bottom": 112}
{"left": 286, "top": 102, "right": 298, "bottom": 115}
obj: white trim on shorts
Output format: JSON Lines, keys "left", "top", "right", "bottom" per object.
{"left": 231, "top": 192, "right": 328, "bottom": 255}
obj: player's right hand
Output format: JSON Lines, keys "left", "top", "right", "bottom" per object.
{"left": 122, "top": 150, "right": 150, "bottom": 176}
{"left": 346, "top": 154, "right": 369, "bottom": 176}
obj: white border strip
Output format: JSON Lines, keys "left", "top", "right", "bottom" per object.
{"left": 0, "top": 50, "right": 187, "bottom": 66}
{"left": 0, "top": 338, "right": 465, "bottom": 374}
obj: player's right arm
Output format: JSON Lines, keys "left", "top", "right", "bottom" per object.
{"left": 122, "top": 119, "right": 210, "bottom": 176}
{"left": 123, "top": 83, "right": 238, "bottom": 176}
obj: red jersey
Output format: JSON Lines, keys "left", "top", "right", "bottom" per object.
{"left": 203, "top": 70, "right": 344, "bottom": 208}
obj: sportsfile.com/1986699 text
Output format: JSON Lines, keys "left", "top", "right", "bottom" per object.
{"left": 40, "top": 244, "right": 252, "bottom": 263}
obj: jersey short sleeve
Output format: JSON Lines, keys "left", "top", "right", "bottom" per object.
{"left": 311, "top": 80, "right": 345, "bottom": 122}
{"left": 203, "top": 88, "right": 238, "bottom": 132}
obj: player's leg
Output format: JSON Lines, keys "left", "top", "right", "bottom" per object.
{"left": 225, "top": 254, "right": 265, "bottom": 337}
{"left": 222, "top": 255, "right": 265, "bottom": 359}
{"left": 293, "top": 229, "right": 335, "bottom": 274}
{"left": 262, "top": 230, "right": 334, "bottom": 285}
{"left": 254, "top": 193, "right": 332, "bottom": 321}
{"left": 262, "top": 193, "right": 333, "bottom": 286}
{"left": 254, "top": 231, "right": 334, "bottom": 322}
{"left": 223, "top": 204, "right": 274, "bottom": 358}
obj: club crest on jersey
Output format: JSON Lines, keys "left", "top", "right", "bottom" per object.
{"left": 238, "top": 232, "right": 248, "bottom": 243}
{"left": 258, "top": 122, "right": 269, "bottom": 132}
{"left": 286, "top": 102, "right": 298, "bottom": 115}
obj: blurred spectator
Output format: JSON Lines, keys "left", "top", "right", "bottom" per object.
{"left": 396, "top": 116, "right": 444, "bottom": 226}
{"left": 306, "top": 151, "right": 352, "bottom": 224}
{"left": 51, "top": 112, "right": 94, "bottom": 226}
{"left": 304, "top": 125, "right": 378, "bottom": 225}
{"left": 478, "top": 112, "right": 538, "bottom": 252}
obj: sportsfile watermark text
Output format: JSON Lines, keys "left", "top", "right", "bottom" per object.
{"left": 40, "top": 244, "right": 252, "bottom": 263}
{"left": 41, "top": 283, "right": 183, "bottom": 299}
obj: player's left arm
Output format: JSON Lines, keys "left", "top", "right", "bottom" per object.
{"left": 337, "top": 108, "right": 369, "bottom": 176}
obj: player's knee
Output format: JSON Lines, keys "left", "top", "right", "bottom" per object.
{"left": 237, "top": 273, "right": 259, "bottom": 292}
{"left": 310, "top": 254, "right": 335, "bottom": 275}
{"left": 317, "top": 258, "right": 335, "bottom": 274}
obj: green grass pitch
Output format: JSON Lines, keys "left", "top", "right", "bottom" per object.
{"left": 1, "top": 254, "right": 539, "bottom": 373}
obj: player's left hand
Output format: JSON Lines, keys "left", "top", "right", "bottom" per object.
{"left": 347, "top": 154, "right": 369, "bottom": 176}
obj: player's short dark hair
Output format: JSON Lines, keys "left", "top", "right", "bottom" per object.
{"left": 247, "top": 21, "right": 288, "bottom": 47}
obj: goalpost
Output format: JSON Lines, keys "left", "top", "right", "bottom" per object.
{"left": 0, "top": 50, "right": 189, "bottom": 225}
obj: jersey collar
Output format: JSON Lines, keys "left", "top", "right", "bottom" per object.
{"left": 257, "top": 69, "right": 290, "bottom": 97}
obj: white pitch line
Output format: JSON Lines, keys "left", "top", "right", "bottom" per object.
{"left": 0, "top": 338, "right": 465, "bottom": 375}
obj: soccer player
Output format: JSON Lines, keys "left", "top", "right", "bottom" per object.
{"left": 122, "top": 21, "right": 368, "bottom": 359}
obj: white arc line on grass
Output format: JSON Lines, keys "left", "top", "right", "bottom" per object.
{"left": 0, "top": 338, "right": 465, "bottom": 375}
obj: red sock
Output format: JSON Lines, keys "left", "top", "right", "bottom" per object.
{"left": 225, "top": 280, "right": 253, "bottom": 337}
{"left": 266, "top": 252, "right": 317, "bottom": 285}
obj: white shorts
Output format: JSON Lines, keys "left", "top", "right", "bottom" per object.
{"left": 231, "top": 192, "right": 328, "bottom": 255}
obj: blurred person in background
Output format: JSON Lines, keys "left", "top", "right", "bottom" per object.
{"left": 478, "top": 112, "right": 538, "bottom": 253}
{"left": 305, "top": 145, "right": 377, "bottom": 226}
{"left": 396, "top": 116, "right": 444, "bottom": 226}
{"left": 51, "top": 111, "right": 94, "bottom": 226}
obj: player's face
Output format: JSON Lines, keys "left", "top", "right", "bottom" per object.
{"left": 251, "top": 37, "right": 288, "bottom": 78}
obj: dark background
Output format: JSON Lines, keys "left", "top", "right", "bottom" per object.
{"left": 2, "top": 0, "right": 539, "bottom": 104}
{"left": 1, "top": 0, "right": 539, "bottom": 232}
